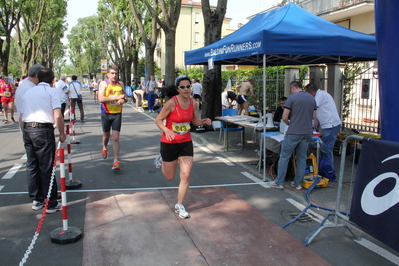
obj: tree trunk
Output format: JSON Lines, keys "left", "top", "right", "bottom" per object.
{"left": 164, "top": 30, "right": 176, "bottom": 87}
{"left": 119, "top": 59, "right": 126, "bottom": 85}
{"left": 132, "top": 50, "right": 139, "bottom": 82}
{"left": 201, "top": 0, "right": 227, "bottom": 119}
{"left": 0, "top": 38, "right": 11, "bottom": 75}
{"left": 125, "top": 59, "right": 133, "bottom": 86}
{"left": 202, "top": 65, "right": 222, "bottom": 120}
{"left": 145, "top": 45, "right": 156, "bottom": 79}
{"left": 0, "top": 38, "right": 3, "bottom": 75}
{"left": 20, "top": 38, "right": 34, "bottom": 76}
{"left": 0, "top": 52, "right": 9, "bottom": 76}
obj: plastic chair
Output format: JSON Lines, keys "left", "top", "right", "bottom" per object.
{"left": 218, "top": 108, "right": 244, "bottom": 151}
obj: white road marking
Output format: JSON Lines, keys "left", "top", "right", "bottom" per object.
{"left": 0, "top": 182, "right": 261, "bottom": 195}
{"left": 286, "top": 198, "right": 399, "bottom": 263}
{"left": 2, "top": 163, "right": 23, "bottom": 179}
{"left": 241, "top": 171, "right": 269, "bottom": 188}
{"left": 285, "top": 198, "right": 333, "bottom": 224}
{"left": 0, "top": 186, "right": 4, "bottom": 191}
{"left": 355, "top": 238, "right": 399, "bottom": 265}
{"left": 21, "top": 154, "right": 27, "bottom": 160}
{"left": 216, "top": 156, "right": 234, "bottom": 166}
{"left": 193, "top": 141, "right": 213, "bottom": 154}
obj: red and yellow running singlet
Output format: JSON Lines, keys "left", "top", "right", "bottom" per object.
{"left": 101, "top": 80, "right": 123, "bottom": 114}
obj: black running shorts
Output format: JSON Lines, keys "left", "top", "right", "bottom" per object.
{"left": 160, "top": 141, "right": 193, "bottom": 162}
{"left": 237, "top": 95, "right": 247, "bottom": 104}
{"left": 101, "top": 113, "right": 122, "bottom": 132}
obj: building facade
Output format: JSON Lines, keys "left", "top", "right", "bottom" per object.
{"left": 299, "top": 0, "right": 378, "bottom": 133}
{"left": 299, "top": 0, "right": 375, "bottom": 34}
{"left": 155, "top": 0, "right": 233, "bottom": 72}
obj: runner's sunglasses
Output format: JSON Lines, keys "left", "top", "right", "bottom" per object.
{"left": 178, "top": 85, "right": 191, "bottom": 89}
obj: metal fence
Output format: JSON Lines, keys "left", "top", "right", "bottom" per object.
{"left": 222, "top": 62, "right": 380, "bottom": 134}
{"left": 304, "top": 135, "right": 360, "bottom": 245}
{"left": 297, "top": 63, "right": 380, "bottom": 134}
{"left": 223, "top": 76, "right": 285, "bottom": 112}
{"left": 342, "top": 64, "right": 380, "bottom": 133}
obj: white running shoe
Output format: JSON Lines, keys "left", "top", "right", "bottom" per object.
{"left": 175, "top": 204, "right": 190, "bottom": 219}
{"left": 32, "top": 200, "right": 44, "bottom": 211}
{"left": 154, "top": 153, "right": 163, "bottom": 169}
{"left": 290, "top": 181, "right": 302, "bottom": 190}
{"left": 46, "top": 202, "right": 62, "bottom": 214}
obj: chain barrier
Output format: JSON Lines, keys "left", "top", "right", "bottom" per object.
{"left": 19, "top": 147, "right": 60, "bottom": 266}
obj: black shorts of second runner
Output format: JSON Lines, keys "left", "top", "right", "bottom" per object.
{"left": 237, "top": 95, "right": 247, "bottom": 104}
{"left": 193, "top": 94, "right": 201, "bottom": 100}
{"left": 160, "top": 141, "right": 194, "bottom": 162}
{"left": 101, "top": 113, "right": 122, "bottom": 132}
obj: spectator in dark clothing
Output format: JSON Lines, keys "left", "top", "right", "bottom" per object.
{"left": 273, "top": 96, "right": 287, "bottom": 122}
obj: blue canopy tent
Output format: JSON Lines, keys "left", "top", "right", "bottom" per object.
{"left": 184, "top": 3, "right": 377, "bottom": 180}
{"left": 185, "top": 3, "right": 376, "bottom": 66}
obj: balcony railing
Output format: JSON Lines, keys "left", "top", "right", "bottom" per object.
{"left": 298, "top": 0, "right": 374, "bottom": 16}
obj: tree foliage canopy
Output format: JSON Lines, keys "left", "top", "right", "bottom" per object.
{"left": 67, "top": 15, "right": 104, "bottom": 75}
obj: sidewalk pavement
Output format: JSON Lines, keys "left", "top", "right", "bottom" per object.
{"left": 79, "top": 109, "right": 332, "bottom": 266}
{"left": 82, "top": 187, "right": 329, "bottom": 266}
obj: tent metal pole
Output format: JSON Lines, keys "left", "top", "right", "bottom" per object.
{"left": 338, "top": 55, "right": 344, "bottom": 129}
{"left": 276, "top": 66, "right": 279, "bottom": 107}
{"left": 263, "top": 54, "right": 267, "bottom": 181}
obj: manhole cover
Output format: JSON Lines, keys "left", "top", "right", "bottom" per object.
{"left": 281, "top": 211, "right": 313, "bottom": 223}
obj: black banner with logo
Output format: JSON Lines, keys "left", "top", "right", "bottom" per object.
{"left": 350, "top": 138, "right": 399, "bottom": 252}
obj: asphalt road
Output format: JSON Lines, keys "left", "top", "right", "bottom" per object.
{"left": 0, "top": 90, "right": 398, "bottom": 266}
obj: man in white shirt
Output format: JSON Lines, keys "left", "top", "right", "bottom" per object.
{"left": 146, "top": 75, "right": 157, "bottom": 113}
{"left": 305, "top": 83, "right": 341, "bottom": 169}
{"left": 68, "top": 75, "right": 85, "bottom": 122}
{"left": 55, "top": 74, "right": 69, "bottom": 117}
{"left": 191, "top": 79, "right": 203, "bottom": 109}
{"left": 15, "top": 64, "right": 44, "bottom": 130}
{"left": 20, "top": 67, "right": 66, "bottom": 213}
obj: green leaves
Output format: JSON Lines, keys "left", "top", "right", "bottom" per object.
{"left": 67, "top": 15, "right": 104, "bottom": 75}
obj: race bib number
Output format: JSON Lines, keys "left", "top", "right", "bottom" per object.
{"left": 3, "top": 92, "right": 11, "bottom": 97}
{"left": 110, "top": 95, "right": 119, "bottom": 105}
{"left": 172, "top": 123, "right": 190, "bottom": 135}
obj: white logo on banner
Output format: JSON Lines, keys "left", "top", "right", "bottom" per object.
{"left": 361, "top": 154, "right": 399, "bottom": 215}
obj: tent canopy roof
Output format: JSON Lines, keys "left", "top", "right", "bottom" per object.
{"left": 185, "top": 3, "right": 377, "bottom": 66}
